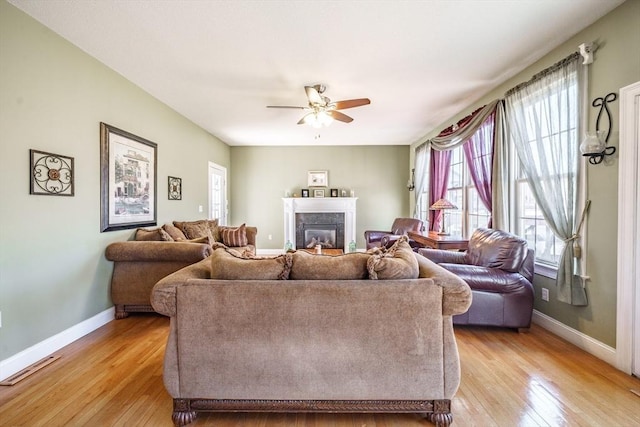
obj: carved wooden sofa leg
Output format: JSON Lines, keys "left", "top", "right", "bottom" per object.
{"left": 114, "top": 305, "right": 129, "bottom": 319}
{"left": 172, "top": 399, "right": 197, "bottom": 426}
{"left": 427, "top": 399, "right": 453, "bottom": 427}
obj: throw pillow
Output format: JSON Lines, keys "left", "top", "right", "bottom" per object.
{"left": 289, "top": 250, "right": 371, "bottom": 280}
{"left": 210, "top": 246, "right": 292, "bottom": 280}
{"left": 135, "top": 227, "right": 172, "bottom": 241}
{"left": 173, "top": 220, "right": 213, "bottom": 241}
{"left": 220, "top": 223, "right": 248, "bottom": 247}
{"left": 163, "top": 223, "right": 187, "bottom": 241}
{"left": 367, "top": 236, "right": 419, "bottom": 280}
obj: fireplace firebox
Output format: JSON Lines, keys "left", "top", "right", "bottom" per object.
{"left": 296, "top": 213, "right": 344, "bottom": 249}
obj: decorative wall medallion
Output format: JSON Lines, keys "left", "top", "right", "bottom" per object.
{"left": 168, "top": 176, "right": 182, "bottom": 200}
{"left": 30, "top": 149, "right": 74, "bottom": 196}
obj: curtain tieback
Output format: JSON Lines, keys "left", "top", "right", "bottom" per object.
{"left": 564, "top": 234, "right": 579, "bottom": 243}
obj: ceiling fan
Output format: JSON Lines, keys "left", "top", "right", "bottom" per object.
{"left": 267, "top": 84, "right": 370, "bottom": 128}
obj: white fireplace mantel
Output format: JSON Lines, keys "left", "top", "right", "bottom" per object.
{"left": 283, "top": 197, "right": 357, "bottom": 249}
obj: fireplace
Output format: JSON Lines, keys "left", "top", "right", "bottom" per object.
{"left": 296, "top": 213, "right": 344, "bottom": 249}
{"left": 283, "top": 197, "right": 357, "bottom": 250}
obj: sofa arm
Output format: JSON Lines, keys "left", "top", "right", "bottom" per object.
{"left": 418, "top": 247, "right": 467, "bottom": 264}
{"left": 415, "top": 252, "right": 472, "bottom": 316}
{"left": 105, "top": 241, "right": 213, "bottom": 263}
{"left": 151, "top": 257, "right": 212, "bottom": 317}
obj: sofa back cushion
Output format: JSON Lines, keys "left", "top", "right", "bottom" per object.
{"left": 173, "top": 219, "right": 218, "bottom": 241}
{"left": 210, "top": 247, "right": 292, "bottom": 280}
{"left": 367, "top": 236, "right": 419, "bottom": 279}
{"left": 289, "top": 251, "right": 370, "bottom": 280}
{"left": 466, "top": 228, "right": 528, "bottom": 272}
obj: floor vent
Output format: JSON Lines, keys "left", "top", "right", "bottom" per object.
{"left": 0, "top": 355, "right": 60, "bottom": 386}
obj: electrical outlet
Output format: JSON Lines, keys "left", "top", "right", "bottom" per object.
{"left": 541, "top": 288, "right": 549, "bottom": 302}
{"left": 268, "top": 234, "right": 272, "bottom": 240}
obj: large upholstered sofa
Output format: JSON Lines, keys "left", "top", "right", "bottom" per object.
{"left": 105, "top": 220, "right": 256, "bottom": 319}
{"left": 419, "top": 227, "right": 534, "bottom": 330}
{"left": 151, "top": 238, "right": 472, "bottom": 427}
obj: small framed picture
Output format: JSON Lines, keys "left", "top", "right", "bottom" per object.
{"left": 330, "top": 188, "right": 338, "bottom": 197}
{"left": 168, "top": 176, "right": 182, "bottom": 200}
{"left": 308, "top": 170, "right": 328, "bottom": 187}
{"left": 30, "top": 149, "right": 74, "bottom": 196}
{"left": 313, "top": 189, "right": 325, "bottom": 198}
{"left": 301, "top": 189, "right": 310, "bottom": 198}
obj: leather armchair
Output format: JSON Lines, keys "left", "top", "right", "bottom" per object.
{"left": 419, "top": 227, "right": 534, "bottom": 330}
{"left": 364, "top": 217, "right": 424, "bottom": 250}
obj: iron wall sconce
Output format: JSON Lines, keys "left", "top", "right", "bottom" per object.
{"left": 407, "top": 168, "right": 415, "bottom": 191}
{"left": 580, "top": 92, "right": 617, "bottom": 165}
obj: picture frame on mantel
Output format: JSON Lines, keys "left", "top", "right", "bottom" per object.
{"left": 100, "top": 122, "right": 157, "bottom": 232}
{"left": 313, "top": 189, "right": 325, "bottom": 198}
{"left": 308, "top": 170, "right": 328, "bottom": 187}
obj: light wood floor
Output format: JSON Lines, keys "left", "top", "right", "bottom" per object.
{"left": 1, "top": 314, "right": 639, "bottom": 426}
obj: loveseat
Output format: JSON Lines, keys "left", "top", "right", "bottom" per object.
{"left": 151, "top": 238, "right": 472, "bottom": 426}
{"left": 105, "top": 220, "right": 256, "bottom": 319}
{"left": 419, "top": 227, "right": 534, "bottom": 330}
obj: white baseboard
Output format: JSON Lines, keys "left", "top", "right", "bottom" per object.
{"left": 532, "top": 310, "right": 616, "bottom": 367}
{"left": 0, "top": 307, "right": 115, "bottom": 382}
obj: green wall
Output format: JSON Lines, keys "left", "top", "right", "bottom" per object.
{"left": 0, "top": 2, "right": 230, "bottom": 362}
{"left": 410, "top": 0, "right": 640, "bottom": 347}
{"left": 230, "top": 146, "right": 410, "bottom": 249}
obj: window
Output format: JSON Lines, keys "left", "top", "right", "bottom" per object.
{"left": 444, "top": 146, "right": 491, "bottom": 238}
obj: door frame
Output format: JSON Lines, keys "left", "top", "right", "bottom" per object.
{"left": 616, "top": 81, "right": 640, "bottom": 374}
{"left": 208, "top": 161, "right": 228, "bottom": 225}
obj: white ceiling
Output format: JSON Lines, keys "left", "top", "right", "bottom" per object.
{"left": 9, "top": 0, "right": 624, "bottom": 146}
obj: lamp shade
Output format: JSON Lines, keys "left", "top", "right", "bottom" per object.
{"left": 429, "top": 198, "right": 457, "bottom": 210}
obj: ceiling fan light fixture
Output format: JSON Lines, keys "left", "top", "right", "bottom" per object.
{"left": 304, "top": 111, "right": 333, "bottom": 128}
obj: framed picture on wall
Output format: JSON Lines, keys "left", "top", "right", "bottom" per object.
{"left": 100, "top": 122, "right": 157, "bottom": 232}
{"left": 168, "top": 176, "right": 182, "bottom": 200}
{"left": 308, "top": 170, "right": 328, "bottom": 187}
{"left": 29, "top": 149, "right": 74, "bottom": 196}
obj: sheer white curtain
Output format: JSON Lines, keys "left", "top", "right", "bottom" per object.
{"left": 413, "top": 142, "right": 430, "bottom": 221}
{"left": 505, "top": 53, "right": 587, "bottom": 306}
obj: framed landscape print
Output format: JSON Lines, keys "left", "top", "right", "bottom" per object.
{"left": 100, "top": 122, "right": 157, "bottom": 232}
{"left": 168, "top": 176, "right": 182, "bottom": 200}
{"left": 29, "top": 149, "right": 74, "bottom": 196}
{"left": 308, "top": 170, "right": 328, "bottom": 187}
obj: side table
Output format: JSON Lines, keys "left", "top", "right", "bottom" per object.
{"left": 407, "top": 231, "right": 469, "bottom": 251}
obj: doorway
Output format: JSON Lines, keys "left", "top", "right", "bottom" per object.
{"left": 208, "top": 162, "right": 227, "bottom": 226}
{"left": 616, "top": 81, "right": 640, "bottom": 376}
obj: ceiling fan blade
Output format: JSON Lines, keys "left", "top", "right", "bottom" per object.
{"left": 305, "top": 86, "right": 324, "bottom": 105}
{"left": 328, "top": 110, "right": 354, "bottom": 123}
{"left": 266, "top": 105, "right": 306, "bottom": 109}
{"left": 333, "top": 98, "right": 371, "bottom": 110}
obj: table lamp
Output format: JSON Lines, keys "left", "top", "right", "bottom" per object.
{"left": 429, "top": 198, "right": 457, "bottom": 235}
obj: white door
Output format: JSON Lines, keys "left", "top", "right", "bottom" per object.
{"left": 616, "top": 81, "right": 640, "bottom": 376}
{"left": 208, "top": 162, "right": 227, "bottom": 225}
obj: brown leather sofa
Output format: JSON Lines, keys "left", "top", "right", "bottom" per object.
{"left": 364, "top": 217, "right": 424, "bottom": 250}
{"left": 418, "top": 227, "right": 534, "bottom": 330}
